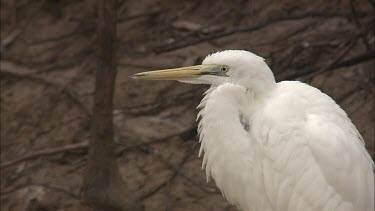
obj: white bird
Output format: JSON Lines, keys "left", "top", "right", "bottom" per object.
{"left": 131, "top": 50, "right": 374, "bottom": 211}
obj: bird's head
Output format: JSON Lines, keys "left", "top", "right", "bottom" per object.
{"left": 130, "top": 50, "right": 276, "bottom": 92}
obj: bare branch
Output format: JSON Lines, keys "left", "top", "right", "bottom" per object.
{"left": 283, "top": 50, "right": 374, "bottom": 80}
{"left": 1, "top": 182, "right": 80, "bottom": 199}
{"left": 138, "top": 144, "right": 196, "bottom": 200}
{"left": 1, "top": 142, "right": 88, "bottom": 169}
{"left": 0, "top": 61, "right": 91, "bottom": 115}
{"left": 154, "top": 11, "right": 360, "bottom": 53}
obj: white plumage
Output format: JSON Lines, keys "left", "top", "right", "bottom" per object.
{"left": 131, "top": 50, "right": 374, "bottom": 211}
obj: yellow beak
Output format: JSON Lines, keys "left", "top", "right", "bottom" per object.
{"left": 129, "top": 64, "right": 226, "bottom": 80}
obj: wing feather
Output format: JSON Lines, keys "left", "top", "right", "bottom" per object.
{"left": 255, "top": 81, "right": 374, "bottom": 211}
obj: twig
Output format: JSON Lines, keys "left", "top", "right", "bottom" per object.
{"left": 29, "top": 27, "right": 94, "bottom": 46}
{"left": 349, "top": 0, "right": 372, "bottom": 52}
{"left": 250, "top": 24, "right": 314, "bottom": 48}
{"left": 1, "top": 142, "right": 88, "bottom": 169}
{"left": 0, "top": 60, "right": 40, "bottom": 75}
{"left": 138, "top": 143, "right": 197, "bottom": 200}
{"left": 115, "top": 126, "right": 198, "bottom": 156}
{"left": 117, "top": 11, "right": 160, "bottom": 22}
{"left": 283, "top": 50, "right": 375, "bottom": 80}
{"left": 1, "top": 126, "right": 197, "bottom": 169}
{"left": 0, "top": 0, "right": 46, "bottom": 53}
{"left": 336, "top": 86, "right": 362, "bottom": 103}
{"left": 0, "top": 29, "right": 22, "bottom": 49}
{"left": 1, "top": 182, "right": 80, "bottom": 199}
{"left": 304, "top": 36, "right": 359, "bottom": 78}
{"left": 145, "top": 142, "right": 219, "bottom": 194}
{"left": 0, "top": 62, "right": 91, "bottom": 115}
{"left": 123, "top": 87, "right": 203, "bottom": 116}
{"left": 154, "top": 11, "right": 359, "bottom": 53}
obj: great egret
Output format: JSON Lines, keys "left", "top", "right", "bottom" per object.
{"left": 130, "top": 50, "right": 374, "bottom": 211}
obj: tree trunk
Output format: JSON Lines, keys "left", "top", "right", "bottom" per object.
{"left": 82, "top": 0, "right": 141, "bottom": 210}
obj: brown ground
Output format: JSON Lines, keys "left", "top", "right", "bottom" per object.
{"left": 1, "top": 0, "right": 374, "bottom": 210}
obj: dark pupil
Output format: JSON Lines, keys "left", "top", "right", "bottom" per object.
{"left": 222, "top": 67, "right": 226, "bottom": 71}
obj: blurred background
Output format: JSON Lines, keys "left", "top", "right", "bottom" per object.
{"left": 1, "top": 0, "right": 374, "bottom": 210}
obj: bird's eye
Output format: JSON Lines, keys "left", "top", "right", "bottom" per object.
{"left": 221, "top": 67, "right": 228, "bottom": 72}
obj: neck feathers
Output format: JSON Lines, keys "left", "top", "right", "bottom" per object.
{"left": 197, "top": 83, "right": 251, "bottom": 180}
{"left": 196, "top": 83, "right": 270, "bottom": 210}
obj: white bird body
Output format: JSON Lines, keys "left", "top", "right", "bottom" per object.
{"left": 131, "top": 50, "right": 374, "bottom": 211}
{"left": 198, "top": 81, "right": 374, "bottom": 211}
